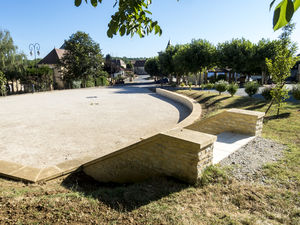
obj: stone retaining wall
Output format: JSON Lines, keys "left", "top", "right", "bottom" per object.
{"left": 83, "top": 128, "right": 216, "bottom": 184}
{"left": 186, "top": 108, "right": 265, "bottom": 136}
{"left": 156, "top": 88, "right": 202, "bottom": 128}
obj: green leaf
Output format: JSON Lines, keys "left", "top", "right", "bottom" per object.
{"left": 91, "top": 0, "right": 98, "bottom": 7}
{"left": 273, "top": 0, "right": 295, "bottom": 31}
{"left": 75, "top": 0, "right": 82, "bottom": 7}
{"left": 294, "top": 0, "right": 300, "bottom": 10}
{"left": 270, "top": 0, "right": 277, "bottom": 10}
{"left": 286, "top": 0, "right": 295, "bottom": 21}
{"left": 119, "top": 25, "right": 126, "bottom": 36}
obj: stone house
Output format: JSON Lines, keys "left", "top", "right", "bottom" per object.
{"left": 133, "top": 60, "right": 147, "bottom": 75}
{"left": 38, "top": 48, "right": 66, "bottom": 89}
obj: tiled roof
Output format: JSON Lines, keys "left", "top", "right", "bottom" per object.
{"left": 38, "top": 48, "right": 66, "bottom": 65}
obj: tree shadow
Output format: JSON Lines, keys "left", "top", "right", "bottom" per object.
{"left": 224, "top": 97, "right": 265, "bottom": 109}
{"left": 61, "top": 172, "right": 188, "bottom": 212}
{"left": 206, "top": 96, "right": 231, "bottom": 108}
{"left": 245, "top": 103, "right": 267, "bottom": 111}
{"left": 264, "top": 112, "right": 291, "bottom": 121}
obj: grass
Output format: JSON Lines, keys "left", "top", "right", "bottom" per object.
{"left": 0, "top": 90, "right": 299, "bottom": 224}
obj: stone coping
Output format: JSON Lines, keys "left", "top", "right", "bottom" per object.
{"left": 156, "top": 88, "right": 202, "bottom": 129}
{"left": 0, "top": 89, "right": 202, "bottom": 183}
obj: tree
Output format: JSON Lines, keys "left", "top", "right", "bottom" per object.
{"left": 59, "top": 31, "right": 104, "bottom": 88}
{"left": 217, "top": 38, "right": 255, "bottom": 78}
{"left": 253, "top": 39, "right": 280, "bottom": 84}
{"left": 103, "top": 54, "right": 119, "bottom": 79}
{"left": 144, "top": 57, "right": 161, "bottom": 79}
{"left": 158, "top": 45, "right": 180, "bottom": 83}
{"left": 271, "top": 0, "right": 300, "bottom": 30}
{"left": 74, "top": 0, "right": 299, "bottom": 38}
{"left": 0, "top": 30, "right": 27, "bottom": 93}
{"left": 265, "top": 24, "right": 299, "bottom": 117}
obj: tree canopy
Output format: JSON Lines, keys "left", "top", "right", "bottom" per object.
{"left": 59, "top": 31, "right": 104, "bottom": 87}
{"left": 75, "top": 0, "right": 299, "bottom": 38}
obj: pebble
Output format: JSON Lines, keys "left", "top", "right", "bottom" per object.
{"left": 219, "top": 136, "right": 286, "bottom": 184}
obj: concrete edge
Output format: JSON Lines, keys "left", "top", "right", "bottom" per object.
{"left": 156, "top": 88, "right": 202, "bottom": 129}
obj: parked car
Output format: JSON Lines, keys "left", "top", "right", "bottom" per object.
{"left": 155, "top": 78, "right": 169, "bottom": 84}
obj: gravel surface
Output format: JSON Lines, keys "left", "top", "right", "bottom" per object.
{"left": 220, "top": 136, "right": 286, "bottom": 183}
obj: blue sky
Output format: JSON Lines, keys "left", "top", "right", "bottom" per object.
{"left": 0, "top": 0, "right": 299, "bottom": 59}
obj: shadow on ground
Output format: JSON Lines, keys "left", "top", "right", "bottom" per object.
{"left": 61, "top": 172, "right": 188, "bottom": 212}
{"left": 264, "top": 112, "right": 291, "bottom": 121}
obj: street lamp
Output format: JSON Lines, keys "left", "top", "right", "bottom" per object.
{"left": 29, "top": 43, "right": 40, "bottom": 66}
{"left": 29, "top": 43, "right": 40, "bottom": 93}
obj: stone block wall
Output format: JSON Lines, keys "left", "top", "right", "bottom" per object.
{"left": 83, "top": 128, "right": 216, "bottom": 184}
{"left": 186, "top": 108, "right": 265, "bottom": 136}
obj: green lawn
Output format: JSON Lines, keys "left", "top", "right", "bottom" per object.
{"left": 0, "top": 90, "right": 299, "bottom": 224}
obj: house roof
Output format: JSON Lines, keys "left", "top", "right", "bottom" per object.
{"left": 134, "top": 60, "right": 146, "bottom": 67}
{"left": 38, "top": 48, "right": 66, "bottom": 65}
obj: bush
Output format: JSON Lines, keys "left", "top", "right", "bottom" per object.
{"left": 180, "top": 82, "right": 185, "bottom": 87}
{"left": 261, "top": 86, "right": 273, "bottom": 101}
{"left": 72, "top": 80, "right": 81, "bottom": 89}
{"left": 245, "top": 81, "right": 260, "bottom": 97}
{"left": 205, "top": 83, "right": 214, "bottom": 90}
{"left": 215, "top": 80, "right": 228, "bottom": 95}
{"left": 227, "top": 83, "right": 239, "bottom": 96}
{"left": 95, "top": 76, "right": 108, "bottom": 86}
{"left": 292, "top": 84, "right": 300, "bottom": 100}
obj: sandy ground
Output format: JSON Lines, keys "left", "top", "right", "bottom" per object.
{"left": 0, "top": 86, "right": 189, "bottom": 168}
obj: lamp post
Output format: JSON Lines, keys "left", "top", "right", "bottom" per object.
{"left": 29, "top": 43, "right": 40, "bottom": 93}
{"left": 29, "top": 43, "right": 40, "bottom": 66}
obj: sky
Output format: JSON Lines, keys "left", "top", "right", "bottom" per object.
{"left": 0, "top": 0, "right": 299, "bottom": 59}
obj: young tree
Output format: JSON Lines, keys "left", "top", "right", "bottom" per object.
{"left": 59, "top": 31, "right": 104, "bottom": 88}
{"left": 265, "top": 24, "right": 299, "bottom": 117}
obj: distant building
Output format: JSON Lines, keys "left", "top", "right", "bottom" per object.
{"left": 38, "top": 48, "right": 67, "bottom": 89}
{"left": 110, "top": 59, "right": 126, "bottom": 78}
{"left": 133, "top": 60, "right": 147, "bottom": 75}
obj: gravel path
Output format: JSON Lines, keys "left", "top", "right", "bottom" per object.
{"left": 219, "top": 136, "right": 286, "bottom": 183}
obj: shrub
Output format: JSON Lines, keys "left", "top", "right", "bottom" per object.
{"left": 227, "top": 83, "right": 239, "bottom": 96}
{"left": 72, "top": 80, "right": 81, "bottom": 89}
{"left": 261, "top": 86, "right": 273, "bottom": 101}
{"left": 292, "top": 84, "right": 300, "bottom": 100}
{"left": 200, "top": 83, "right": 205, "bottom": 90}
{"left": 245, "top": 81, "right": 260, "bottom": 97}
{"left": 180, "top": 82, "right": 185, "bottom": 87}
{"left": 95, "top": 76, "right": 108, "bottom": 86}
{"left": 215, "top": 80, "right": 228, "bottom": 95}
{"left": 188, "top": 82, "right": 192, "bottom": 91}
{"left": 205, "top": 83, "right": 214, "bottom": 90}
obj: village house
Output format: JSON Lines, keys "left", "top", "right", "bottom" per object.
{"left": 38, "top": 48, "right": 66, "bottom": 89}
